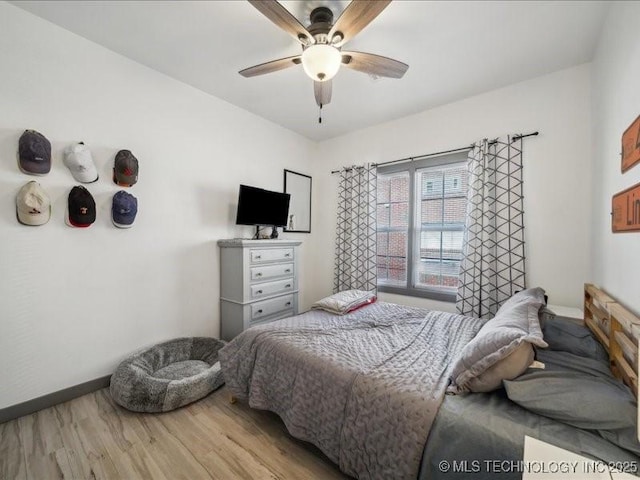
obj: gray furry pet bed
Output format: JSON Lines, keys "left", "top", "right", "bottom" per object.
{"left": 110, "top": 337, "right": 225, "bottom": 413}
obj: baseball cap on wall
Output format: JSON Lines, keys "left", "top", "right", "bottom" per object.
{"left": 18, "top": 130, "right": 51, "bottom": 175}
{"left": 113, "top": 150, "right": 138, "bottom": 187}
{"left": 64, "top": 142, "right": 99, "bottom": 183}
{"left": 112, "top": 191, "right": 138, "bottom": 228}
{"left": 16, "top": 181, "right": 51, "bottom": 226}
{"left": 66, "top": 186, "right": 96, "bottom": 228}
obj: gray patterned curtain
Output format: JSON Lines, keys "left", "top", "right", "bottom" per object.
{"left": 456, "top": 136, "right": 525, "bottom": 318}
{"left": 334, "top": 164, "right": 377, "bottom": 293}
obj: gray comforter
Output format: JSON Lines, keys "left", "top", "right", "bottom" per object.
{"left": 219, "top": 302, "right": 486, "bottom": 480}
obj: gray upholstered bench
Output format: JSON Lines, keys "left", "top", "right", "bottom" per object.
{"left": 110, "top": 337, "right": 225, "bottom": 412}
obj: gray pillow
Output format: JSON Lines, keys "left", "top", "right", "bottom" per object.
{"left": 448, "top": 288, "right": 548, "bottom": 393}
{"left": 498, "top": 287, "right": 547, "bottom": 313}
{"left": 504, "top": 349, "right": 640, "bottom": 456}
{"left": 543, "top": 315, "right": 609, "bottom": 363}
{"left": 535, "top": 348, "right": 613, "bottom": 378}
{"left": 504, "top": 370, "right": 635, "bottom": 429}
{"left": 538, "top": 305, "right": 556, "bottom": 329}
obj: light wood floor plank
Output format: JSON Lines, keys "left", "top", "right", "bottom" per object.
{"left": 74, "top": 415, "right": 124, "bottom": 479}
{"left": 19, "top": 408, "right": 71, "bottom": 480}
{"left": 0, "top": 419, "right": 27, "bottom": 480}
{"left": 2, "top": 386, "right": 349, "bottom": 480}
{"left": 134, "top": 413, "right": 214, "bottom": 480}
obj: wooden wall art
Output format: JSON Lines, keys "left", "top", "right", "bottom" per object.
{"left": 621, "top": 114, "right": 640, "bottom": 173}
{"left": 612, "top": 182, "right": 640, "bottom": 233}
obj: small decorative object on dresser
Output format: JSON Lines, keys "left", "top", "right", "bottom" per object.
{"left": 218, "top": 239, "right": 301, "bottom": 341}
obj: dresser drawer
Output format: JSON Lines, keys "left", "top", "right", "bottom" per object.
{"left": 250, "top": 278, "right": 294, "bottom": 299}
{"left": 250, "top": 263, "right": 294, "bottom": 282}
{"left": 250, "top": 248, "right": 294, "bottom": 264}
{"left": 251, "top": 294, "right": 294, "bottom": 322}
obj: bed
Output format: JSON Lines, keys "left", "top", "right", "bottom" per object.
{"left": 219, "top": 285, "right": 640, "bottom": 479}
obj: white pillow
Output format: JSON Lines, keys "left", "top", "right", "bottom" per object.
{"left": 311, "top": 290, "right": 376, "bottom": 315}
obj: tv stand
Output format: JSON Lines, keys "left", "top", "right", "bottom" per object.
{"left": 252, "top": 226, "right": 280, "bottom": 239}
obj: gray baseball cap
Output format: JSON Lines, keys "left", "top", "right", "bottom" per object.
{"left": 113, "top": 150, "right": 138, "bottom": 187}
{"left": 19, "top": 130, "right": 51, "bottom": 175}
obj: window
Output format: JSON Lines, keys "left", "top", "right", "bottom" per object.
{"left": 376, "top": 153, "right": 468, "bottom": 301}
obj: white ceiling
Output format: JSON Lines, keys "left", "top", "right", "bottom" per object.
{"left": 13, "top": 0, "right": 609, "bottom": 141}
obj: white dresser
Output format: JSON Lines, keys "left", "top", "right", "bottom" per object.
{"left": 218, "top": 239, "right": 302, "bottom": 341}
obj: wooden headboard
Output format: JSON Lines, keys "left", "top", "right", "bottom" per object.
{"left": 583, "top": 283, "right": 640, "bottom": 398}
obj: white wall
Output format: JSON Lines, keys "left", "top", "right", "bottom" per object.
{"left": 308, "top": 65, "right": 593, "bottom": 312}
{"left": 0, "top": 2, "right": 314, "bottom": 409}
{"left": 590, "top": 1, "right": 640, "bottom": 314}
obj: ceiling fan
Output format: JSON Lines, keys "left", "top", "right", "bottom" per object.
{"left": 239, "top": 0, "right": 409, "bottom": 121}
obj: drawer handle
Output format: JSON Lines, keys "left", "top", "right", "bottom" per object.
{"left": 284, "top": 253, "right": 291, "bottom": 257}
{"left": 255, "top": 255, "right": 262, "bottom": 259}
{"left": 284, "top": 269, "right": 291, "bottom": 273}
{"left": 257, "top": 309, "right": 263, "bottom": 314}
{"left": 256, "top": 273, "right": 263, "bottom": 277}
{"left": 257, "top": 290, "right": 263, "bottom": 294}
{"left": 285, "top": 302, "right": 291, "bottom": 306}
{"left": 285, "top": 284, "right": 291, "bottom": 288}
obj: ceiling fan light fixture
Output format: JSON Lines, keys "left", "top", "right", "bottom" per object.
{"left": 301, "top": 44, "right": 341, "bottom": 82}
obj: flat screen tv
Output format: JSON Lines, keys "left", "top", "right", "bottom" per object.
{"left": 236, "top": 185, "right": 291, "bottom": 231}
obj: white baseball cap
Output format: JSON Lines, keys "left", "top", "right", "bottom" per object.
{"left": 64, "top": 142, "right": 99, "bottom": 183}
{"left": 16, "top": 181, "right": 51, "bottom": 226}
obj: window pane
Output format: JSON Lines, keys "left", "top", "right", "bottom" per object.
{"left": 390, "top": 175, "right": 409, "bottom": 203}
{"left": 390, "top": 202, "right": 408, "bottom": 228}
{"left": 442, "top": 231, "right": 463, "bottom": 261}
{"left": 416, "top": 260, "right": 461, "bottom": 289}
{"left": 377, "top": 204, "right": 390, "bottom": 228}
{"left": 420, "top": 231, "right": 441, "bottom": 260}
{"left": 414, "top": 162, "right": 468, "bottom": 291}
{"left": 421, "top": 198, "right": 443, "bottom": 224}
{"left": 377, "top": 232, "right": 389, "bottom": 256}
{"left": 376, "top": 171, "right": 409, "bottom": 287}
{"left": 377, "top": 176, "right": 390, "bottom": 203}
{"left": 389, "top": 231, "right": 407, "bottom": 258}
{"left": 443, "top": 197, "right": 466, "bottom": 224}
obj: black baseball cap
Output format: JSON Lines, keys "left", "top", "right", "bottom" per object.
{"left": 19, "top": 130, "right": 51, "bottom": 175}
{"left": 67, "top": 186, "right": 96, "bottom": 228}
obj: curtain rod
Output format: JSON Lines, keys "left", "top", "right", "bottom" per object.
{"left": 330, "top": 131, "right": 539, "bottom": 174}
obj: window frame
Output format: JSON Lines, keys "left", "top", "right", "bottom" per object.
{"left": 376, "top": 151, "right": 469, "bottom": 303}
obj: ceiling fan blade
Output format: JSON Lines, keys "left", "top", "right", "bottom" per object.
{"left": 248, "top": 0, "right": 314, "bottom": 45}
{"left": 328, "top": 0, "right": 391, "bottom": 47}
{"left": 341, "top": 51, "right": 408, "bottom": 78}
{"left": 314, "top": 80, "right": 332, "bottom": 106}
{"left": 239, "top": 55, "right": 301, "bottom": 77}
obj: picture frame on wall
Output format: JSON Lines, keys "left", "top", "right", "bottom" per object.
{"left": 284, "top": 169, "right": 312, "bottom": 233}
{"left": 621, "top": 114, "right": 640, "bottom": 173}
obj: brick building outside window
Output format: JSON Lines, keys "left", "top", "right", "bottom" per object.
{"left": 376, "top": 152, "right": 469, "bottom": 301}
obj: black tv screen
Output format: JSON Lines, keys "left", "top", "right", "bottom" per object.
{"left": 236, "top": 184, "right": 291, "bottom": 227}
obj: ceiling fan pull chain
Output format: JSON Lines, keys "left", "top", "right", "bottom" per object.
{"left": 319, "top": 103, "right": 323, "bottom": 124}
